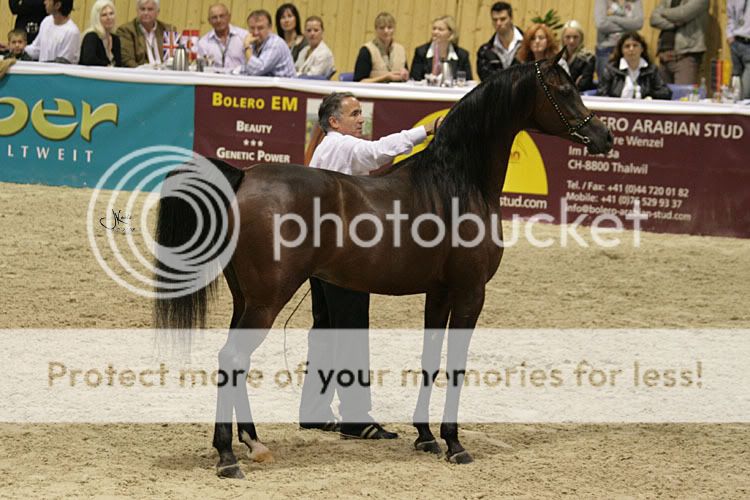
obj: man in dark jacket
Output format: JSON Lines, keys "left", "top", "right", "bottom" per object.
{"left": 476, "top": 2, "right": 524, "bottom": 80}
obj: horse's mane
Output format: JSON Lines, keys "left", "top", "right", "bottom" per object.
{"left": 401, "top": 63, "right": 538, "bottom": 211}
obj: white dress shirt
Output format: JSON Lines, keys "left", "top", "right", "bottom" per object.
{"left": 24, "top": 15, "right": 80, "bottom": 63}
{"left": 310, "top": 127, "right": 427, "bottom": 176}
{"left": 492, "top": 27, "right": 524, "bottom": 69}
{"left": 619, "top": 56, "right": 648, "bottom": 98}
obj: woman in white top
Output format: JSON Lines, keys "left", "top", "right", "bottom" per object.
{"left": 295, "top": 16, "right": 334, "bottom": 78}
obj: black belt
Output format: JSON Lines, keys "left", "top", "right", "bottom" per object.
{"left": 736, "top": 36, "right": 750, "bottom": 44}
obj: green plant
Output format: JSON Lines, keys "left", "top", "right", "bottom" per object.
{"left": 531, "top": 9, "right": 564, "bottom": 31}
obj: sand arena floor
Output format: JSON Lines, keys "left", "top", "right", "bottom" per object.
{"left": 0, "top": 182, "right": 748, "bottom": 498}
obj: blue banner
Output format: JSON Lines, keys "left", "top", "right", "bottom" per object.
{"left": 0, "top": 74, "right": 194, "bottom": 189}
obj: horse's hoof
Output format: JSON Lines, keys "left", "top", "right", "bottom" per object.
{"left": 216, "top": 463, "right": 245, "bottom": 479}
{"left": 446, "top": 450, "right": 473, "bottom": 464}
{"left": 414, "top": 439, "right": 442, "bottom": 455}
{"left": 247, "top": 448, "right": 274, "bottom": 463}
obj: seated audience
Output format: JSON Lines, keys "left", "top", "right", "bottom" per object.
{"left": 197, "top": 3, "right": 248, "bottom": 72}
{"left": 116, "top": 0, "right": 174, "bottom": 67}
{"left": 242, "top": 9, "right": 296, "bottom": 77}
{"left": 650, "top": 0, "right": 709, "bottom": 85}
{"left": 597, "top": 31, "right": 672, "bottom": 99}
{"left": 594, "top": 0, "right": 643, "bottom": 81}
{"left": 516, "top": 23, "right": 559, "bottom": 63}
{"left": 410, "top": 15, "right": 472, "bottom": 81}
{"left": 80, "top": 0, "right": 122, "bottom": 67}
{"left": 9, "top": 0, "right": 47, "bottom": 44}
{"left": 276, "top": 3, "right": 307, "bottom": 62}
{"left": 354, "top": 12, "right": 408, "bottom": 83}
{"left": 24, "top": 0, "right": 80, "bottom": 63}
{"left": 2, "top": 29, "right": 32, "bottom": 60}
{"left": 295, "top": 16, "right": 334, "bottom": 78}
{"left": 560, "top": 20, "right": 596, "bottom": 91}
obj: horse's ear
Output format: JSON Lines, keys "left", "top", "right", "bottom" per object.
{"left": 553, "top": 47, "right": 566, "bottom": 64}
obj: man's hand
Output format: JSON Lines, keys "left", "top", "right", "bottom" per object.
{"left": 424, "top": 115, "right": 444, "bottom": 136}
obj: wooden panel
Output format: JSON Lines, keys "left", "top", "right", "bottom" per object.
{"left": 0, "top": 0, "right": 731, "bottom": 81}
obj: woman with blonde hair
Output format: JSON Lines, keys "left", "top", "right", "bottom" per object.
{"left": 79, "top": 0, "right": 122, "bottom": 66}
{"left": 353, "top": 12, "right": 408, "bottom": 83}
{"left": 516, "top": 23, "right": 559, "bottom": 63}
{"left": 410, "top": 15, "right": 472, "bottom": 81}
{"left": 560, "top": 20, "right": 596, "bottom": 91}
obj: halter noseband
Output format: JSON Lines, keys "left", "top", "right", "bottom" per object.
{"left": 534, "top": 61, "right": 594, "bottom": 145}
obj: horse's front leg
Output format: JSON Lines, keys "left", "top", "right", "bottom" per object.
{"left": 441, "top": 287, "right": 484, "bottom": 464}
{"left": 413, "top": 290, "right": 452, "bottom": 455}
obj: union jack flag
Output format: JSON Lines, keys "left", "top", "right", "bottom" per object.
{"left": 162, "top": 31, "right": 181, "bottom": 59}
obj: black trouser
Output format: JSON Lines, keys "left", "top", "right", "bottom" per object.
{"left": 299, "top": 277, "right": 372, "bottom": 424}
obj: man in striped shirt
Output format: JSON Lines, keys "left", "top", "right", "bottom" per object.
{"left": 242, "top": 9, "right": 295, "bottom": 78}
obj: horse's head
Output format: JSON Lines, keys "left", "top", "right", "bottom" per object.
{"left": 531, "top": 49, "right": 613, "bottom": 154}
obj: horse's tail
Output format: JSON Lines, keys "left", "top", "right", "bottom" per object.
{"left": 153, "top": 158, "right": 245, "bottom": 331}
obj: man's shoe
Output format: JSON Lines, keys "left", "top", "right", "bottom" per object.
{"left": 340, "top": 422, "right": 398, "bottom": 439}
{"left": 299, "top": 420, "right": 341, "bottom": 433}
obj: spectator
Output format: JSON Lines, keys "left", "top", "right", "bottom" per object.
{"left": 275, "top": 3, "right": 307, "bottom": 62}
{"left": 242, "top": 9, "right": 295, "bottom": 77}
{"left": 295, "top": 16, "right": 334, "bottom": 78}
{"left": 594, "top": 0, "right": 643, "bottom": 81}
{"left": 116, "top": 0, "right": 174, "bottom": 67}
{"left": 476, "top": 2, "right": 524, "bottom": 81}
{"left": 9, "top": 0, "right": 46, "bottom": 44}
{"left": 24, "top": 0, "right": 80, "bottom": 63}
{"left": 79, "top": 0, "right": 122, "bottom": 67}
{"left": 197, "top": 3, "right": 248, "bottom": 72}
{"left": 300, "top": 91, "right": 439, "bottom": 439}
{"left": 2, "top": 29, "right": 32, "bottom": 60}
{"left": 410, "top": 15, "right": 472, "bottom": 82}
{"left": 353, "top": 12, "right": 408, "bottom": 83}
{"left": 650, "top": 0, "right": 709, "bottom": 85}
{"left": 597, "top": 31, "right": 672, "bottom": 99}
{"left": 560, "top": 20, "right": 596, "bottom": 91}
{"left": 516, "top": 23, "right": 559, "bottom": 63}
{"left": 727, "top": 0, "right": 750, "bottom": 99}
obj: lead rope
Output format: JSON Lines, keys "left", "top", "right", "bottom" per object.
{"left": 282, "top": 286, "right": 312, "bottom": 393}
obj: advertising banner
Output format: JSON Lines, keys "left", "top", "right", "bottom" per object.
{"left": 366, "top": 99, "right": 750, "bottom": 238}
{"left": 0, "top": 74, "right": 194, "bottom": 189}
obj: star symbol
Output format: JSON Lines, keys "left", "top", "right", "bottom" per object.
{"left": 258, "top": 140, "right": 264, "bottom": 147}
{"left": 243, "top": 139, "right": 249, "bottom": 146}
{"left": 250, "top": 139, "right": 257, "bottom": 147}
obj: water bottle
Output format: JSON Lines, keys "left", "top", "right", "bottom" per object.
{"left": 698, "top": 77, "right": 707, "bottom": 100}
{"left": 440, "top": 59, "right": 453, "bottom": 87}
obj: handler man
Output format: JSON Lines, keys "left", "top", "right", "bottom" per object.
{"left": 299, "top": 92, "right": 439, "bottom": 439}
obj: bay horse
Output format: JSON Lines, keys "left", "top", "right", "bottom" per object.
{"left": 154, "top": 50, "right": 612, "bottom": 478}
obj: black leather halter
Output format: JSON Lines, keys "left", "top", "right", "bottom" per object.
{"left": 534, "top": 61, "right": 595, "bottom": 145}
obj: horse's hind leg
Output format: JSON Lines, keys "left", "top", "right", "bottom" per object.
{"left": 214, "top": 303, "right": 278, "bottom": 478}
{"left": 413, "top": 290, "right": 452, "bottom": 455}
{"left": 441, "top": 288, "right": 484, "bottom": 465}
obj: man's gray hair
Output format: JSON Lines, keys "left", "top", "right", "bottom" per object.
{"left": 318, "top": 92, "right": 355, "bottom": 133}
{"left": 137, "top": 0, "right": 160, "bottom": 9}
